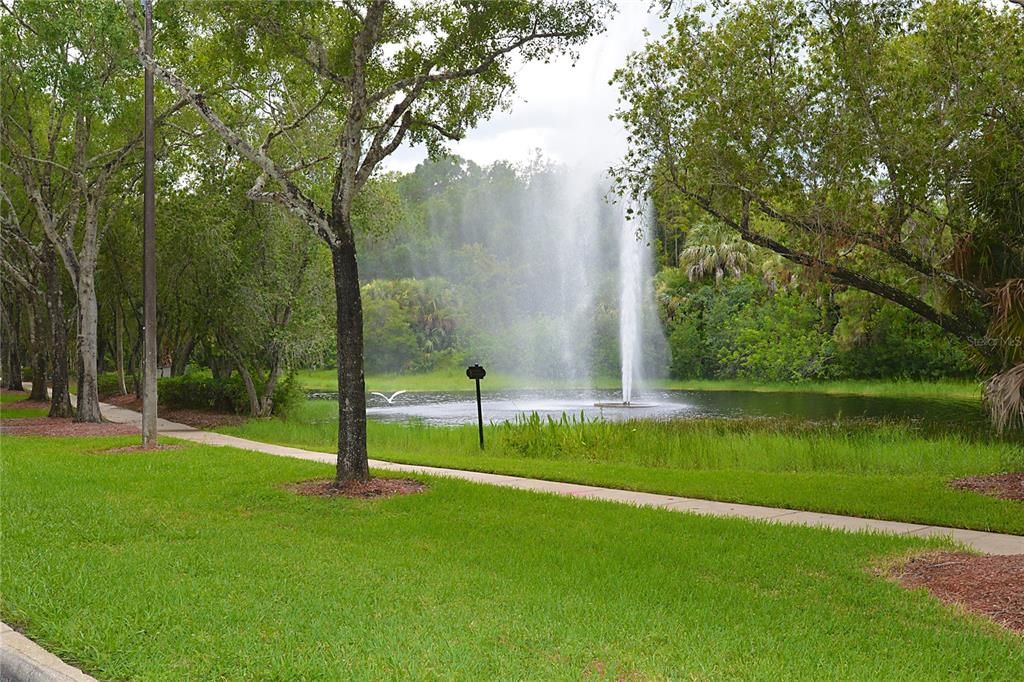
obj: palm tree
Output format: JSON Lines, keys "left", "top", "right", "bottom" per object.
{"left": 677, "top": 220, "right": 757, "bottom": 283}
{"left": 984, "top": 278, "right": 1024, "bottom": 432}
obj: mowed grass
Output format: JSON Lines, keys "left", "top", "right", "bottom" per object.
{"left": 2, "top": 435, "right": 1022, "bottom": 680}
{"left": 299, "top": 368, "right": 982, "bottom": 401}
{"left": 220, "top": 401, "right": 1024, "bottom": 534}
{"left": 0, "top": 391, "right": 48, "bottom": 417}
{"left": 0, "top": 407, "right": 49, "bottom": 417}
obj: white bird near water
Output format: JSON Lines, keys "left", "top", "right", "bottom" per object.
{"left": 370, "top": 390, "right": 408, "bottom": 404}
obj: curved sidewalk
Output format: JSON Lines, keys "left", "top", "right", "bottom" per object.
{"left": 96, "top": 400, "right": 1024, "bottom": 556}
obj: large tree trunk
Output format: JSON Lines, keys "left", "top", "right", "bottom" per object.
{"left": 28, "top": 298, "right": 49, "bottom": 402}
{"left": 171, "top": 336, "right": 194, "bottom": 376}
{"left": 44, "top": 243, "right": 73, "bottom": 417}
{"left": 4, "top": 298, "right": 25, "bottom": 391}
{"left": 73, "top": 270, "right": 103, "bottom": 422}
{"left": 331, "top": 236, "right": 369, "bottom": 483}
{"left": 114, "top": 302, "right": 128, "bottom": 395}
{"left": 261, "top": 360, "right": 282, "bottom": 418}
{"left": 236, "top": 362, "right": 262, "bottom": 417}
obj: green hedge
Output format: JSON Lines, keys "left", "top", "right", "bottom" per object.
{"left": 158, "top": 372, "right": 302, "bottom": 417}
{"left": 97, "top": 372, "right": 124, "bottom": 397}
{"left": 158, "top": 374, "right": 249, "bottom": 412}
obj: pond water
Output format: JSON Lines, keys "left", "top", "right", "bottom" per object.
{"left": 309, "top": 388, "right": 988, "bottom": 433}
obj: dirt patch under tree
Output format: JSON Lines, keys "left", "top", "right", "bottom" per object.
{"left": 286, "top": 478, "right": 428, "bottom": 499}
{"left": 886, "top": 551, "right": 1023, "bottom": 634}
{"left": 0, "top": 417, "right": 140, "bottom": 437}
{"left": 95, "top": 444, "right": 185, "bottom": 454}
{"left": 949, "top": 473, "right": 1024, "bottom": 502}
{"left": 102, "top": 394, "right": 246, "bottom": 429}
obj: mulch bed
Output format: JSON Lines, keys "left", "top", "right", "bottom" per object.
{"left": 1, "top": 399, "right": 52, "bottom": 411}
{"left": 0, "top": 416, "right": 139, "bottom": 437}
{"left": 286, "top": 477, "right": 428, "bottom": 499}
{"left": 102, "top": 394, "right": 245, "bottom": 429}
{"left": 888, "top": 551, "right": 1024, "bottom": 634}
{"left": 949, "top": 473, "right": 1024, "bottom": 502}
{"left": 96, "top": 444, "right": 184, "bottom": 454}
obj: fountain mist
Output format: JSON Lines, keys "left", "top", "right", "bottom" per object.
{"left": 361, "top": 160, "right": 665, "bottom": 390}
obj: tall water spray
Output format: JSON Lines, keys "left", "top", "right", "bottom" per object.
{"left": 618, "top": 206, "right": 647, "bottom": 404}
{"left": 372, "top": 158, "right": 664, "bottom": 389}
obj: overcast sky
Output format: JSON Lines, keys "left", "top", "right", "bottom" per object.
{"left": 385, "top": 2, "right": 668, "bottom": 173}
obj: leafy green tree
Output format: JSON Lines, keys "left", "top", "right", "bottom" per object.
{"left": 615, "top": 0, "right": 1024, "bottom": 423}
{"left": 1, "top": 0, "right": 186, "bottom": 421}
{"left": 122, "top": 0, "right": 609, "bottom": 481}
{"left": 362, "top": 298, "right": 419, "bottom": 374}
{"left": 151, "top": 152, "right": 334, "bottom": 417}
{"left": 677, "top": 220, "right": 757, "bottom": 283}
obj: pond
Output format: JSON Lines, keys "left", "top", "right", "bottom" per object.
{"left": 309, "top": 388, "right": 989, "bottom": 433}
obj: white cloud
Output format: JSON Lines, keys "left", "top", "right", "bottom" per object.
{"left": 384, "top": 2, "right": 667, "bottom": 174}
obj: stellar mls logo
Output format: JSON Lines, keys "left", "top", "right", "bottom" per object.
{"left": 968, "top": 337, "right": 1023, "bottom": 348}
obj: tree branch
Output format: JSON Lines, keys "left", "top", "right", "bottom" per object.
{"left": 120, "top": 0, "right": 334, "bottom": 246}
{"left": 665, "top": 165, "right": 985, "bottom": 341}
{"left": 367, "top": 25, "right": 577, "bottom": 107}
{"left": 739, "top": 189, "right": 993, "bottom": 306}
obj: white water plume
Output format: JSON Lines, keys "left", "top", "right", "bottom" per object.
{"left": 618, "top": 200, "right": 657, "bottom": 404}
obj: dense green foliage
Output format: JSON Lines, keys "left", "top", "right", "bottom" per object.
{"left": 658, "top": 273, "right": 974, "bottom": 381}
{"left": 614, "top": 0, "right": 1024, "bottom": 420}
{"left": 349, "top": 156, "right": 977, "bottom": 383}
{"left": 157, "top": 373, "right": 303, "bottom": 417}
{"left": 219, "top": 399, "right": 1024, "bottom": 533}
{"left": 4, "top": 435, "right": 1023, "bottom": 679}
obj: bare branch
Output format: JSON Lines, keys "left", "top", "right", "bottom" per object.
{"left": 283, "top": 153, "right": 335, "bottom": 174}
{"left": 413, "top": 118, "right": 462, "bottom": 141}
{"left": 740, "top": 189, "right": 993, "bottom": 306}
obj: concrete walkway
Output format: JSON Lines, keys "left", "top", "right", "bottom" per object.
{"left": 95, "top": 400, "right": 1024, "bottom": 556}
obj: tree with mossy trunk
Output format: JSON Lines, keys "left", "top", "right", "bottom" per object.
{"left": 121, "top": 0, "right": 609, "bottom": 482}
{"left": 1, "top": 0, "right": 185, "bottom": 422}
{"left": 1, "top": 133, "right": 70, "bottom": 412}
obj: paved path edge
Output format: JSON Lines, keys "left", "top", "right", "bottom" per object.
{"left": 92, "top": 399, "right": 1024, "bottom": 556}
{"left": 0, "top": 623, "right": 96, "bottom": 682}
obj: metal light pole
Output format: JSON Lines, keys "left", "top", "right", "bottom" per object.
{"left": 141, "top": 0, "right": 158, "bottom": 447}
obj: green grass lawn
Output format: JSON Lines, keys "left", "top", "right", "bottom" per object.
{"left": 2, "top": 435, "right": 1021, "bottom": 679}
{"left": 299, "top": 368, "right": 982, "bottom": 401}
{"left": 219, "top": 401, "right": 1024, "bottom": 534}
{"left": 0, "top": 391, "right": 48, "bottom": 417}
{"left": 0, "top": 406, "right": 49, "bottom": 417}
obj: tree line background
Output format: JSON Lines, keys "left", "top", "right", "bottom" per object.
{"left": 2, "top": 0, "right": 1021, "bottom": 431}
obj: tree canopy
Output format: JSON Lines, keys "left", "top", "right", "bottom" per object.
{"left": 614, "top": 0, "right": 1024, "bottom": 427}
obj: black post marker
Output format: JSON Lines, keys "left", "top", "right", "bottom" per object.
{"left": 466, "top": 364, "right": 486, "bottom": 449}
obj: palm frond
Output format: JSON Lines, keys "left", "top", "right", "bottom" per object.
{"left": 985, "top": 363, "right": 1024, "bottom": 433}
